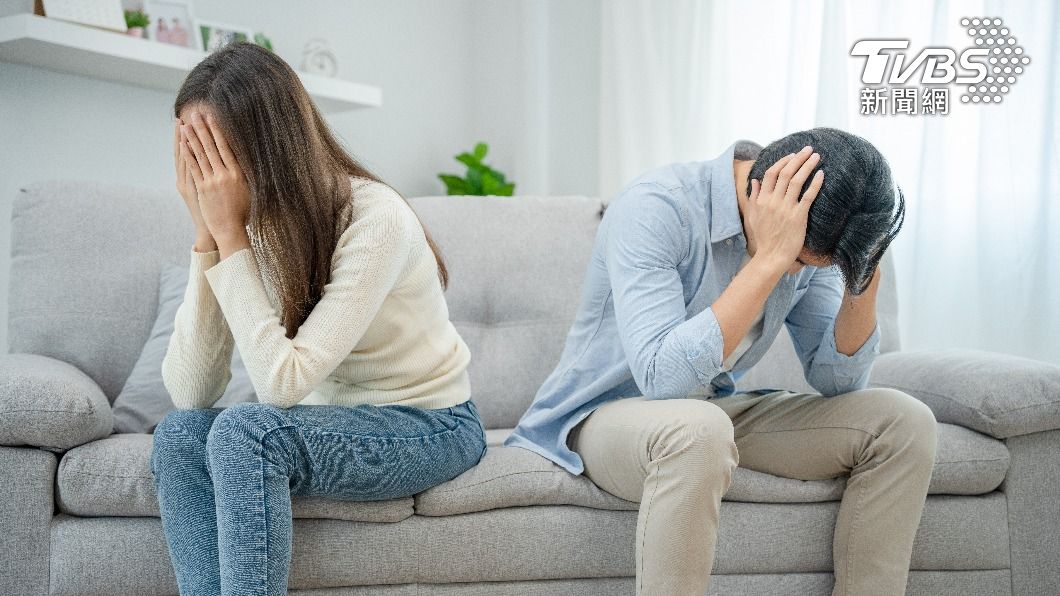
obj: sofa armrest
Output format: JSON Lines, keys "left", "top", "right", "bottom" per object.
{"left": 0, "top": 354, "right": 113, "bottom": 451}
{"left": 869, "top": 348, "right": 1060, "bottom": 439}
{"left": 0, "top": 446, "right": 55, "bottom": 595}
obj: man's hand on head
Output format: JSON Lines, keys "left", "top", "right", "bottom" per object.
{"left": 741, "top": 146, "right": 824, "bottom": 275}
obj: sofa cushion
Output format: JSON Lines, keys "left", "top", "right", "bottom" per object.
{"left": 48, "top": 493, "right": 1009, "bottom": 594}
{"left": 0, "top": 353, "right": 113, "bottom": 450}
{"left": 406, "top": 195, "right": 604, "bottom": 430}
{"left": 111, "top": 264, "right": 256, "bottom": 434}
{"left": 57, "top": 433, "right": 413, "bottom": 523}
{"left": 870, "top": 348, "right": 1060, "bottom": 439}
{"left": 416, "top": 423, "right": 1008, "bottom": 516}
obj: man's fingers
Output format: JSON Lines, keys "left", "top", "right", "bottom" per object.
{"left": 784, "top": 151, "right": 821, "bottom": 204}
{"left": 776, "top": 146, "right": 813, "bottom": 200}
{"left": 800, "top": 169, "right": 825, "bottom": 212}
{"left": 748, "top": 178, "right": 760, "bottom": 204}
{"left": 761, "top": 153, "right": 794, "bottom": 195}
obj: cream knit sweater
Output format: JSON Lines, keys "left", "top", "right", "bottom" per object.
{"left": 161, "top": 177, "right": 472, "bottom": 410}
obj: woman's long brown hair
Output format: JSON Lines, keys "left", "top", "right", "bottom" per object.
{"left": 174, "top": 41, "right": 448, "bottom": 339}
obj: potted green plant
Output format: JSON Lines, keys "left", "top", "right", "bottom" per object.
{"left": 124, "top": 10, "right": 150, "bottom": 38}
{"left": 438, "top": 142, "right": 515, "bottom": 196}
{"left": 253, "top": 32, "right": 274, "bottom": 52}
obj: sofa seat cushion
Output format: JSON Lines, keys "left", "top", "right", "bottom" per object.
{"left": 417, "top": 423, "right": 1009, "bottom": 516}
{"left": 57, "top": 433, "right": 413, "bottom": 523}
{"left": 48, "top": 493, "right": 1010, "bottom": 594}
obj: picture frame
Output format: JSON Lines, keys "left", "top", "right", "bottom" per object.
{"left": 143, "top": 0, "right": 200, "bottom": 50}
{"left": 195, "top": 19, "right": 255, "bottom": 53}
{"left": 37, "top": 0, "right": 126, "bottom": 33}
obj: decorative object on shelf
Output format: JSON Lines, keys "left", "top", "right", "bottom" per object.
{"left": 143, "top": 0, "right": 199, "bottom": 49}
{"left": 438, "top": 143, "right": 516, "bottom": 196}
{"left": 0, "top": 13, "right": 382, "bottom": 111}
{"left": 33, "top": 0, "right": 125, "bottom": 32}
{"left": 301, "top": 38, "right": 337, "bottom": 77}
{"left": 124, "top": 9, "right": 149, "bottom": 38}
{"left": 253, "top": 32, "right": 273, "bottom": 52}
{"left": 196, "top": 19, "right": 253, "bottom": 53}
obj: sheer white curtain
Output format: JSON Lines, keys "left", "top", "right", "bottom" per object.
{"left": 600, "top": 0, "right": 1060, "bottom": 363}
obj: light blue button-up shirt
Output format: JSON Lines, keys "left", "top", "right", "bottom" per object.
{"left": 504, "top": 139, "right": 882, "bottom": 475}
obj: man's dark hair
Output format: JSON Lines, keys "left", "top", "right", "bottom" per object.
{"left": 745, "top": 127, "right": 905, "bottom": 295}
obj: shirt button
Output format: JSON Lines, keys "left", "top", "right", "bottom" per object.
{"left": 725, "top": 239, "right": 733, "bottom": 246}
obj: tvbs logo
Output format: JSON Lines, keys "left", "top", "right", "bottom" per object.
{"left": 851, "top": 17, "right": 1030, "bottom": 112}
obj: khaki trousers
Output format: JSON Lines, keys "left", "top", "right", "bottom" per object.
{"left": 567, "top": 388, "right": 938, "bottom": 596}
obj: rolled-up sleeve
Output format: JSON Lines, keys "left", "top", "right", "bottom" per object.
{"left": 604, "top": 185, "right": 725, "bottom": 400}
{"left": 785, "top": 264, "right": 881, "bottom": 396}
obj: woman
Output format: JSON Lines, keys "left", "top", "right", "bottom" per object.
{"left": 149, "top": 41, "right": 487, "bottom": 595}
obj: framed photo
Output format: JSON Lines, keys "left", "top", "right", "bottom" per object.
{"left": 38, "top": 0, "right": 126, "bottom": 32}
{"left": 196, "top": 19, "right": 254, "bottom": 53}
{"left": 143, "top": 0, "right": 200, "bottom": 50}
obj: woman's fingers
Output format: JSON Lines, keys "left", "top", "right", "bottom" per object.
{"left": 173, "top": 120, "right": 182, "bottom": 174}
{"left": 205, "top": 113, "right": 239, "bottom": 170}
{"left": 189, "top": 112, "right": 224, "bottom": 174}
{"left": 182, "top": 120, "right": 212, "bottom": 178}
{"left": 183, "top": 149, "right": 196, "bottom": 191}
{"left": 180, "top": 140, "right": 204, "bottom": 187}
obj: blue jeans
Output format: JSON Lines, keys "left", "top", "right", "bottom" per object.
{"left": 149, "top": 399, "right": 487, "bottom": 596}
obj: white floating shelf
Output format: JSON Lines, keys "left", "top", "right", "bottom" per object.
{"left": 0, "top": 13, "right": 381, "bottom": 112}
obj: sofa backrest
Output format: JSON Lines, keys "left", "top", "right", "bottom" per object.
{"left": 8, "top": 182, "right": 900, "bottom": 429}
{"left": 10, "top": 181, "right": 199, "bottom": 403}
{"left": 409, "top": 195, "right": 901, "bottom": 427}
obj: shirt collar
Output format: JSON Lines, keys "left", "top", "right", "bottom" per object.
{"left": 708, "top": 139, "right": 763, "bottom": 242}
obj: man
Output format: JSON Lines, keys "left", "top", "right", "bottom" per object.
{"left": 504, "top": 127, "right": 938, "bottom": 596}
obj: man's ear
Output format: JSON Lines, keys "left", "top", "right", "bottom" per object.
{"left": 745, "top": 160, "right": 758, "bottom": 198}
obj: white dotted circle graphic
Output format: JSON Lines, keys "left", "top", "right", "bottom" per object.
{"left": 960, "top": 17, "right": 1030, "bottom": 105}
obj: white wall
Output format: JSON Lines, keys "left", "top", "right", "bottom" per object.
{"left": 470, "top": 1, "right": 601, "bottom": 197}
{"left": 0, "top": 0, "right": 603, "bottom": 353}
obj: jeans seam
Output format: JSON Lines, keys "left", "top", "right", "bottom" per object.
{"left": 310, "top": 425, "right": 460, "bottom": 442}
{"left": 257, "top": 425, "right": 294, "bottom": 595}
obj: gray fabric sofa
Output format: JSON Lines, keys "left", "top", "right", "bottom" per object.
{"left": 3, "top": 179, "right": 1060, "bottom": 596}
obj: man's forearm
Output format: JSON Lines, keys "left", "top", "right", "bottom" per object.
{"left": 834, "top": 266, "right": 881, "bottom": 355}
{"left": 712, "top": 254, "right": 787, "bottom": 360}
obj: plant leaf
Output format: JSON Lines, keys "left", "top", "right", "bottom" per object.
{"left": 466, "top": 166, "right": 484, "bottom": 194}
{"left": 473, "top": 142, "right": 488, "bottom": 161}
{"left": 481, "top": 170, "right": 501, "bottom": 195}
{"left": 438, "top": 174, "right": 468, "bottom": 195}
{"left": 455, "top": 152, "right": 479, "bottom": 168}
